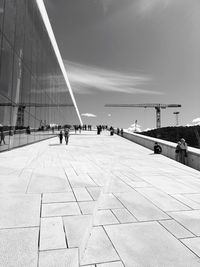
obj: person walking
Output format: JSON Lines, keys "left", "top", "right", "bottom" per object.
{"left": 179, "top": 138, "right": 188, "bottom": 164}
{"left": 59, "top": 130, "right": 63, "bottom": 144}
{"left": 64, "top": 129, "right": 69, "bottom": 145}
{"left": 110, "top": 126, "right": 114, "bottom": 136}
{"left": 175, "top": 141, "right": 181, "bottom": 162}
{"left": 120, "top": 128, "right": 124, "bottom": 137}
{"left": 0, "top": 130, "right": 5, "bottom": 145}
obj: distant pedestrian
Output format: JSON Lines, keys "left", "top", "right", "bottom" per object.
{"left": 179, "top": 138, "right": 188, "bottom": 164}
{"left": 110, "top": 126, "right": 114, "bottom": 136}
{"left": 64, "top": 129, "right": 69, "bottom": 145}
{"left": 120, "top": 128, "right": 124, "bottom": 136}
{"left": 175, "top": 141, "right": 181, "bottom": 162}
{"left": 0, "top": 130, "right": 5, "bottom": 145}
{"left": 59, "top": 130, "right": 63, "bottom": 144}
{"left": 154, "top": 142, "right": 162, "bottom": 154}
{"left": 117, "top": 128, "right": 120, "bottom": 135}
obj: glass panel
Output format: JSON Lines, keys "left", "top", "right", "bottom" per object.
{"left": 0, "top": 37, "right": 13, "bottom": 104}
{"left": 0, "top": 0, "right": 4, "bottom": 32}
{"left": 3, "top": 0, "right": 16, "bottom": 47}
{"left": 14, "top": 0, "right": 25, "bottom": 58}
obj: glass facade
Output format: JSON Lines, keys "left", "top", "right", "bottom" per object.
{"left": 0, "top": 0, "right": 80, "bottom": 152}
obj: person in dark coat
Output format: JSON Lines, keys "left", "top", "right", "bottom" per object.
{"left": 0, "top": 130, "right": 5, "bottom": 145}
{"left": 154, "top": 142, "right": 162, "bottom": 154}
{"left": 110, "top": 126, "right": 114, "bottom": 136}
{"left": 59, "top": 130, "right": 63, "bottom": 144}
{"left": 64, "top": 129, "right": 69, "bottom": 145}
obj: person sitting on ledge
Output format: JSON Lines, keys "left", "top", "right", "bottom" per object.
{"left": 154, "top": 142, "right": 162, "bottom": 154}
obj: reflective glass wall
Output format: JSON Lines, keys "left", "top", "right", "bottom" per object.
{"left": 0, "top": 0, "right": 80, "bottom": 152}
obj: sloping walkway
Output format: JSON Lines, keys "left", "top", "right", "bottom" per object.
{"left": 0, "top": 130, "right": 200, "bottom": 267}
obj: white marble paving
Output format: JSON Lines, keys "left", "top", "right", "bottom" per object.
{"left": 80, "top": 226, "right": 120, "bottom": 265}
{"left": 0, "top": 194, "right": 41, "bottom": 228}
{"left": 96, "top": 262, "right": 124, "bottom": 267}
{"left": 182, "top": 237, "right": 200, "bottom": 257}
{"left": 39, "top": 248, "right": 79, "bottom": 267}
{"left": 112, "top": 208, "right": 137, "bottom": 223}
{"left": 159, "top": 219, "right": 194, "bottom": 239}
{"left": 63, "top": 215, "right": 92, "bottom": 248}
{"left": 0, "top": 228, "right": 39, "bottom": 267}
{"left": 115, "top": 191, "right": 169, "bottom": 221}
{"left": 94, "top": 210, "right": 119, "bottom": 226}
{"left": 136, "top": 187, "right": 190, "bottom": 211}
{"left": 168, "top": 210, "right": 200, "bottom": 236}
{"left": 39, "top": 217, "right": 66, "bottom": 250}
{"left": 1, "top": 131, "right": 200, "bottom": 266}
{"left": 42, "top": 202, "right": 81, "bottom": 217}
{"left": 42, "top": 192, "right": 75, "bottom": 203}
{"left": 105, "top": 222, "right": 200, "bottom": 267}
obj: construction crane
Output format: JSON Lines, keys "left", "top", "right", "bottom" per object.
{"left": 104, "top": 103, "right": 181, "bottom": 128}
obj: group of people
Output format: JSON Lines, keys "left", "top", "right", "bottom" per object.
{"left": 175, "top": 138, "right": 188, "bottom": 164}
{"left": 58, "top": 129, "right": 69, "bottom": 145}
{"left": 74, "top": 124, "right": 92, "bottom": 133}
{"left": 116, "top": 128, "right": 124, "bottom": 136}
{"left": 154, "top": 138, "right": 188, "bottom": 165}
{"left": 96, "top": 125, "right": 109, "bottom": 135}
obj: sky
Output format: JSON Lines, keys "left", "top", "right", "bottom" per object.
{"left": 44, "top": 0, "right": 200, "bottom": 130}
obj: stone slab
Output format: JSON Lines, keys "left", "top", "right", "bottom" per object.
{"left": 39, "top": 248, "right": 78, "bottom": 267}
{"left": 96, "top": 262, "right": 124, "bottom": 267}
{"left": 171, "top": 194, "right": 200, "bottom": 209}
{"left": 182, "top": 237, "right": 200, "bottom": 257}
{"left": 87, "top": 187, "right": 101, "bottom": 200}
{"left": 73, "top": 188, "right": 93, "bottom": 201}
{"left": 40, "top": 217, "right": 66, "bottom": 250}
{"left": 136, "top": 187, "right": 190, "bottom": 211}
{"left": 159, "top": 219, "right": 194, "bottom": 239}
{"left": 28, "top": 169, "right": 71, "bottom": 193}
{"left": 105, "top": 222, "right": 200, "bottom": 267}
{"left": 0, "top": 227, "right": 38, "bottom": 267}
{"left": 63, "top": 215, "right": 92, "bottom": 248}
{"left": 115, "top": 191, "right": 169, "bottom": 221}
{"left": 168, "top": 210, "right": 200, "bottom": 235}
{"left": 112, "top": 208, "right": 137, "bottom": 223}
{"left": 94, "top": 210, "right": 119, "bottom": 226}
{"left": 81, "top": 226, "right": 119, "bottom": 265}
{"left": 67, "top": 174, "right": 97, "bottom": 187}
{"left": 98, "top": 194, "right": 124, "bottom": 209}
{"left": 43, "top": 192, "right": 75, "bottom": 203}
{"left": 184, "top": 193, "right": 200, "bottom": 204}
{"left": 42, "top": 202, "right": 81, "bottom": 217}
{"left": 79, "top": 201, "right": 96, "bottom": 214}
{"left": 0, "top": 194, "right": 41, "bottom": 228}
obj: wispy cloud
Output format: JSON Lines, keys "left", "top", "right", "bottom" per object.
{"left": 192, "top": 118, "right": 200, "bottom": 125}
{"left": 64, "top": 60, "right": 163, "bottom": 95}
{"left": 137, "top": 0, "right": 172, "bottom": 16}
{"left": 101, "top": 0, "right": 114, "bottom": 14}
{"left": 81, "top": 113, "right": 97, "bottom": 118}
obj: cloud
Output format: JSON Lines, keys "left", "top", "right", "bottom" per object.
{"left": 137, "top": 0, "right": 172, "bottom": 16}
{"left": 81, "top": 113, "right": 97, "bottom": 117}
{"left": 192, "top": 118, "right": 200, "bottom": 125}
{"left": 101, "top": 0, "right": 114, "bottom": 14}
{"left": 64, "top": 60, "right": 163, "bottom": 95}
